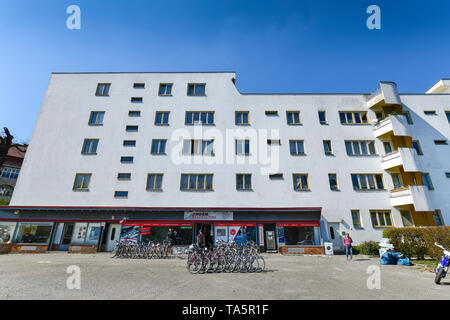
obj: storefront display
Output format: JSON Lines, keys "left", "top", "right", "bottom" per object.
{"left": 71, "top": 222, "right": 102, "bottom": 245}
{"left": 132, "top": 223, "right": 194, "bottom": 245}
{"left": 0, "top": 222, "right": 16, "bottom": 244}
{"left": 14, "top": 222, "right": 54, "bottom": 244}
{"left": 278, "top": 223, "right": 321, "bottom": 246}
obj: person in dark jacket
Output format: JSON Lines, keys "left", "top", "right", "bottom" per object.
{"left": 196, "top": 230, "right": 205, "bottom": 248}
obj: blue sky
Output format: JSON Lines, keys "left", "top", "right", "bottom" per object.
{"left": 1, "top": 0, "right": 450, "bottom": 141}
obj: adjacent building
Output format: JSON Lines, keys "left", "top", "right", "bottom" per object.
{"left": 0, "top": 145, "right": 26, "bottom": 203}
{"left": 0, "top": 72, "right": 449, "bottom": 254}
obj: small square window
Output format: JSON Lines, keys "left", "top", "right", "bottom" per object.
{"left": 159, "top": 83, "right": 173, "bottom": 96}
{"left": 128, "top": 111, "right": 141, "bottom": 117}
{"left": 236, "top": 111, "right": 249, "bottom": 125}
{"left": 133, "top": 83, "right": 145, "bottom": 89}
{"left": 95, "top": 84, "right": 110, "bottom": 96}
{"left": 155, "top": 112, "right": 170, "bottom": 125}
{"left": 123, "top": 140, "right": 136, "bottom": 147}
{"left": 286, "top": 111, "right": 301, "bottom": 125}
{"left": 318, "top": 111, "right": 327, "bottom": 125}
{"left": 73, "top": 174, "right": 91, "bottom": 190}
{"left": 114, "top": 191, "right": 128, "bottom": 198}
{"left": 120, "top": 156, "right": 134, "bottom": 163}
{"left": 265, "top": 111, "right": 278, "bottom": 116}
{"left": 151, "top": 140, "right": 167, "bottom": 155}
{"left": 117, "top": 173, "right": 131, "bottom": 180}
{"left": 434, "top": 140, "right": 448, "bottom": 145}
{"left": 147, "top": 174, "right": 163, "bottom": 191}
{"left": 88, "top": 111, "right": 105, "bottom": 125}
{"left": 293, "top": 174, "right": 309, "bottom": 191}
{"left": 424, "top": 110, "right": 437, "bottom": 115}
{"left": 269, "top": 174, "right": 283, "bottom": 180}
{"left": 236, "top": 174, "right": 252, "bottom": 190}
{"left": 126, "top": 125, "right": 138, "bottom": 132}
{"left": 82, "top": 139, "right": 99, "bottom": 154}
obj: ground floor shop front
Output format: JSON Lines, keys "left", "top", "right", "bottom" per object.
{"left": 0, "top": 207, "right": 326, "bottom": 255}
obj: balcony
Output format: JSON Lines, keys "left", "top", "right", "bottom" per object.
{"left": 390, "top": 185, "right": 432, "bottom": 212}
{"left": 373, "top": 115, "right": 409, "bottom": 138}
{"left": 381, "top": 148, "right": 422, "bottom": 172}
{"left": 367, "top": 82, "right": 402, "bottom": 109}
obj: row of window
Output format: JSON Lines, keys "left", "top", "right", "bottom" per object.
{"left": 0, "top": 167, "right": 20, "bottom": 180}
{"left": 80, "top": 137, "right": 433, "bottom": 158}
{"left": 350, "top": 209, "right": 444, "bottom": 228}
{"left": 73, "top": 171, "right": 440, "bottom": 193}
{"left": 95, "top": 83, "right": 205, "bottom": 97}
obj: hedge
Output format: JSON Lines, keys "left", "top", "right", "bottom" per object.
{"left": 382, "top": 227, "right": 450, "bottom": 260}
{"left": 359, "top": 241, "right": 380, "bottom": 256}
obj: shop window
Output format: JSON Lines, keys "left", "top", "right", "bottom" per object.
{"left": 71, "top": 222, "right": 101, "bottom": 245}
{"left": 283, "top": 226, "right": 321, "bottom": 246}
{"left": 14, "top": 222, "right": 53, "bottom": 244}
{"left": 0, "top": 222, "right": 16, "bottom": 244}
{"left": 140, "top": 225, "right": 193, "bottom": 245}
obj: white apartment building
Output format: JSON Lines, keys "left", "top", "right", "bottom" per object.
{"left": 0, "top": 72, "right": 449, "bottom": 254}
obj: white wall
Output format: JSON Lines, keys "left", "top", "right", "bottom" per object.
{"left": 10, "top": 72, "right": 450, "bottom": 244}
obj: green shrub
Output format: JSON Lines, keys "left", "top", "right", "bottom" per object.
{"left": 383, "top": 227, "right": 450, "bottom": 260}
{"left": 352, "top": 246, "right": 360, "bottom": 255}
{"left": 359, "top": 241, "right": 380, "bottom": 256}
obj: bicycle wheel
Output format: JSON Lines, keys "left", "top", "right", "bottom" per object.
{"left": 208, "top": 256, "right": 219, "bottom": 273}
{"left": 199, "top": 257, "right": 210, "bottom": 274}
{"left": 110, "top": 245, "right": 119, "bottom": 258}
{"left": 216, "top": 256, "right": 226, "bottom": 273}
{"left": 187, "top": 254, "right": 201, "bottom": 274}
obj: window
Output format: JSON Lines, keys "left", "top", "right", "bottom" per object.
{"left": 235, "top": 111, "right": 249, "bottom": 125}
{"left": 183, "top": 140, "right": 214, "bottom": 155}
{"left": 289, "top": 140, "right": 305, "bottom": 155}
{"left": 187, "top": 83, "right": 206, "bottom": 96}
{"left": 424, "top": 110, "right": 437, "bottom": 115}
{"left": 269, "top": 174, "right": 283, "bottom": 180}
{"left": 180, "top": 174, "right": 213, "bottom": 191}
{"left": 265, "top": 111, "right": 278, "bottom": 116}
{"left": 133, "top": 83, "right": 145, "bottom": 89}
{"left": 0, "top": 222, "right": 16, "bottom": 244}
{"left": 412, "top": 140, "right": 423, "bottom": 155}
{"left": 402, "top": 111, "right": 413, "bottom": 124}
{"left": 434, "top": 210, "right": 444, "bottom": 226}
{"left": 114, "top": 191, "right": 128, "bottom": 198}
{"left": 293, "top": 174, "right": 309, "bottom": 191}
{"left": 446, "top": 172, "right": 450, "bottom": 178}
{"left": 434, "top": 140, "right": 448, "bottom": 145}
{"left": 286, "top": 111, "right": 301, "bottom": 125}
{"left": 0, "top": 185, "right": 13, "bottom": 196}
{"left": 73, "top": 174, "right": 91, "bottom": 190}
{"left": 351, "top": 174, "right": 384, "bottom": 190}
{"left": 14, "top": 222, "right": 53, "bottom": 244}
{"left": 323, "top": 140, "right": 333, "bottom": 155}
{"left": 345, "top": 141, "right": 377, "bottom": 156}
{"left": 89, "top": 111, "right": 105, "bottom": 125}
{"left": 123, "top": 140, "right": 136, "bottom": 147}
{"left": 131, "top": 97, "right": 143, "bottom": 103}
{"left": 351, "top": 210, "right": 362, "bottom": 228}
{"left": 151, "top": 140, "right": 167, "bottom": 155}
{"left": 422, "top": 173, "right": 434, "bottom": 190}
{"left": 185, "top": 111, "right": 214, "bottom": 125}
{"left": 446, "top": 111, "right": 450, "bottom": 124}
{"left": 370, "top": 210, "right": 393, "bottom": 227}
{"left": 147, "top": 174, "right": 163, "bottom": 191}
{"left": 155, "top": 111, "right": 170, "bottom": 125}
{"left": 400, "top": 210, "right": 414, "bottom": 227}
{"left": 128, "top": 111, "right": 141, "bottom": 117}
{"left": 383, "top": 141, "right": 393, "bottom": 154}
{"left": 391, "top": 173, "right": 403, "bottom": 189}
{"left": 120, "top": 156, "right": 134, "bottom": 163}
{"left": 82, "top": 139, "right": 99, "bottom": 154}
{"left": 1, "top": 167, "right": 20, "bottom": 179}
{"left": 267, "top": 139, "right": 281, "bottom": 145}
{"left": 126, "top": 125, "right": 138, "bottom": 132}
{"left": 283, "top": 226, "right": 321, "bottom": 246}
{"left": 318, "top": 111, "right": 327, "bottom": 124}
{"left": 236, "top": 139, "right": 250, "bottom": 155}
{"left": 339, "top": 111, "right": 369, "bottom": 124}
{"left": 159, "top": 83, "right": 173, "bottom": 96}
{"left": 236, "top": 174, "right": 252, "bottom": 190}
{"left": 117, "top": 173, "right": 131, "bottom": 180}
{"left": 95, "top": 83, "right": 110, "bottom": 96}
{"left": 328, "top": 174, "right": 338, "bottom": 191}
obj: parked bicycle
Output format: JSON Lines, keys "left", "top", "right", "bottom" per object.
{"left": 110, "top": 239, "right": 178, "bottom": 259}
{"left": 187, "top": 240, "right": 266, "bottom": 274}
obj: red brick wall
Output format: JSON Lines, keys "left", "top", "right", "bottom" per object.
{"left": 0, "top": 244, "right": 12, "bottom": 253}
{"left": 68, "top": 245, "right": 98, "bottom": 254}
{"left": 9, "top": 244, "right": 49, "bottom": 253}
{"left": 279, "top": 246, "right": 324, "bottom": 255}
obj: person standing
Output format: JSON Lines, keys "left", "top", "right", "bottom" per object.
{"left": 343, "top": 233, "right": 353, "bottom": 260}
{"left": 196, "top": 229, "right": 205, "bottom": 248}
{"left": 166, "top": 228, "right": 175, "bottom": 246}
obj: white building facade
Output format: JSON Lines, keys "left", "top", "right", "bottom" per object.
{"left": 0, "top": 72, "right": 449, "bottom": 254}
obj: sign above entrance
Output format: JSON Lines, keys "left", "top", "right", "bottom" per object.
{"left": 184, "top": 211, "right": 233, "bottom": 221}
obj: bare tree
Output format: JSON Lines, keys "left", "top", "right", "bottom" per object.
{"left": 0, "top": 127, "right": 27, "bottom": 168}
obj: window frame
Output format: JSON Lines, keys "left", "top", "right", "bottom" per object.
{"left": 147, "top": 173, "right": 164, "bottom": 191}
{"left": 155, "top": 111, "right": 170, "bottom": 126}
{"left": 286, "top": 111, "right": 302, "bottom": 125}
{"left": 117, "top": 173, "right": 131, "bottom": 180}
{"left": 293, "top": 174, "right": 310, "bottom": 191}
{"left": 422, "top": 172, "right": 434, "bottom": 190}
{"left": 351, "top": 174, "right": 385, "bottom": 190}
{"left": 183, "top": 139, "right": 214, "bottom": 156}
{"left": 289, "top": 140, "right": 305, "bottom": 156}
{"left": 114, "top": 191, "right": 128, "bottom": 198}
{"left": 323, "top": 140, "right": 333, "bottom": 155}
{"left": 185, "top": 111, "right": 215, "bottom": 125}
{"left": 73, "top": 173, "right": 92, "bottom": 191}
{"left": 351, "top": 210, "right": 362, "bottom": 228}
{"left": 180, "top": 174, "right": 214, "bottom": 191}
{"left": 126, "top": 125, "right": 139, "bottom": 132}
{"left": 95, "top": 83, "right": 110, "bottom": 97}
{"left": 236, "top": 173, "right": 252, "bottom": 191}
{"left": 133, "top": 83, "right": 145, "bottom": 89}
{"left": 123, "top": 140, "right": 136, "bottom": 147}
{"left": 187, "top": 83, "right": 206, "bottom": 96}
{"left": 88, "top": 111, "right": 105, "bottom": 126}
{"left": 81, "top": 139, "right": 99, "bottom": 155}
{"left": 235, "top": 111, "right": 250, "bottom": 125}
{"left": 412, "top": 140, "right": 423, "bottom": 155}
{"left": 151, "top": 139, "right": 167, "bottom": 155}
{"left": 345, "top": 140, "right": 377, "bottom": 156}
{"left": 370, "top": 210, "right": 394, "bottom": 228}
{"left": 120, "top": 156, "right": 134, "bottom": 163}
{"left": 328, "top": 173, "right": 339, "bottom": 191}
{"left": 339, "top": 111, "right": 369, "bottom": 125}
{"left": 318, "top": 111, "right": 327, "bottom": 125}
{"left": 128, "top": 111, "right": 141, "bottom": 117}
{"left": 159, "top": 83, "right": 173, "bottom": 96}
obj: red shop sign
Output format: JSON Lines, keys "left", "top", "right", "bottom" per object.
{"left": 278, "top": 222, "right": 320, "bottom": 227}
{"left": 243, "top": 223, "right": 256, "bottom": 227}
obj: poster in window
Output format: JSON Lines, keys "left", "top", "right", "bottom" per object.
{"left": 276, "top": 226, "right": 285, "bottom": 246}
{"left": 214, "top": 224, "right": 228, "bottom": 243}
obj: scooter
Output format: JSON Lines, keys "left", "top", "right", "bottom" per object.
{"left": 434, "top": 242, "right": 450, "bottom": 285}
